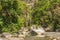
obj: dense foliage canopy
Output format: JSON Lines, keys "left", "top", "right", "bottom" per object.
{"left": 32, "top": 0, "right": 60, "bottom": 31}
{"left": 0, "top": 0, "right": 60, "bottom": 33}
{"left": 0, "top": 0, "right": 27, "bottom": 33}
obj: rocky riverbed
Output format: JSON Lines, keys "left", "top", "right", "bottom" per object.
{"left": 0, "top": 26, "right": 60, "bottom": 40}
{"left": 0, "top": 32, "right": 60, "bottom": 40}
{"left": 0, "top": 35, "right": 59, "bottom": 40}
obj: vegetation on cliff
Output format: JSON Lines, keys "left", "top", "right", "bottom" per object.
{"left": 0, "top": 0, "right": 60, "bottom": 33}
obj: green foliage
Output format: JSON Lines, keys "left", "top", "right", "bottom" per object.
{"left": 0, "top": 0, "right": 60, "bottom": 33}
{"left": 32, "top": 0, "right": 60, "bottom": 31}
{"left": 0, "top": 0, "right": 27, "bottom": 33}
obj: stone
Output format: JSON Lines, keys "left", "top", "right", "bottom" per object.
{"left": 53, "top": 38, "right": 57, "bottom": 40}
{"left": 31, "top": 27, "right": 45, "bottom": 35}
{"left": 1, "top": 32, "right": 12, "bottom": 38}
{"left": 0, "top": 38, "right": 8, "bottom": 40}
{"left": 36, "top": 35, "right": 45, "bottom": 37}
{"left": 0, "top": 38, "right": 3, "bottom": 40}
{"left": 18, "top": 34, "right": 25, "bottom": 38}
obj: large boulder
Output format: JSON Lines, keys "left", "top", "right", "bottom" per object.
{"left": 30, "top": 25, "right": 45, "bottom": 35}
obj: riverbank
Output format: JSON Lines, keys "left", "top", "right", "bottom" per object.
{"left": 0, "top": 32, "right": 60, "bottom": 40}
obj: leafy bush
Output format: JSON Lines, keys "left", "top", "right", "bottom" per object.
{"left": 0, "top": 0, "right": 27, "bottom": 33}
{"left": 32, "top": 0, "right": 60, "bottom": 31}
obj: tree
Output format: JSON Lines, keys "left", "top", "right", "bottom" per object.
{"left": 0, "top": 0, "right": 27, "bottom": 33}
{"left": 31, "top": 0, "right": 60, "bottom": 31}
